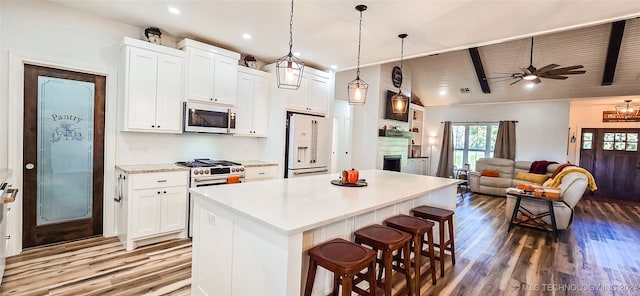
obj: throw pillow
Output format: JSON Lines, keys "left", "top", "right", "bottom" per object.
{"left": 515, "top": 171, "right": 548, "bottom": 185}
{"left": 481, "top": 169, "right": 500, "bottom": 177}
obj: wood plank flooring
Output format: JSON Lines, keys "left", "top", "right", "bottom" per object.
{"left": 2, "top": 193, "right": 639, "bottom": 295}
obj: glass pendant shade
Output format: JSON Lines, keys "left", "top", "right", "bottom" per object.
{"left": 348, "top": 77, "right": 368, "bottom": 105}
{"left": 348, "top": 4, "right": 368, "bottom": 105}
{"left": 391, "top": 91, "right": 409, "bottom": 113}
{"left": 276, "top": 0, "right": 304, "bottom": 90}
{"left": 276, "top": 52, "right": 304, "bottom": 90}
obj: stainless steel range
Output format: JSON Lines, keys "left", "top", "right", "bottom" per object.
{"left": 175, "top": 159, "right": 245, "bottom": 236}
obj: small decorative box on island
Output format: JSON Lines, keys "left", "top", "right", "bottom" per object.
{"left": 331, "top": 169, "right": 367, "bottom": 187}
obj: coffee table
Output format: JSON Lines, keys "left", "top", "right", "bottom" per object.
{"left": 506, "top": 190, "right": 560, "bottom": 241}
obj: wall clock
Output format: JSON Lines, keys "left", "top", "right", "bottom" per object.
{"left": 392, "top": 66, "right": 403, "bottom": 88}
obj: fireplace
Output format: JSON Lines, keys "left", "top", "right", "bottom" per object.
{"left": 383, "top": 155, "right": 401, "bottom": 172}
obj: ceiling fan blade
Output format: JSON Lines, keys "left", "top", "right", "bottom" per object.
{"left": 510, "top": 78, "right": 523, "bottom": 85}
{"left": 540, "top": 74, "right": 568, "bottom": 80}
{"left": 546, "top": 65, "right": 584, "bottom": 72}
{"left": 532, "top": 78, "right": 542, "bottom": 84}
{"left": 484, "top": 75, "right": 519, "bottom": 80}
{"left": 536, "top": 64, "right": 560, "bottom": 73}
{"left": 545, "top": 69, "right": 586, "bottom": 75}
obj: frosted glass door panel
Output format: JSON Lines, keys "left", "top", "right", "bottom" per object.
{"left": 37, "top": 76, "right": 94, "bottom": 225}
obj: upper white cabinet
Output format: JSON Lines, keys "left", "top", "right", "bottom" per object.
{"left": 235, "top": 67, "right": 270, "bottom": 137}
{"left": 267, "top": 65, "right": 332, "bottom": 116}
{"left": 178, "top": 38, "right": 240, "bottom": 106}
{"left": 286, "top": 70, "right": 330, "bottom": 115}
{"left": 122, "top": 37, "right": 184, "bottom": 133}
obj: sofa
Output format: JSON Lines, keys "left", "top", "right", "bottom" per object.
{"left": 468, "top": 158, "right": 562, "bottom": 196}
{"left": 504, "top": 171, "right": 588, "bottom": 229}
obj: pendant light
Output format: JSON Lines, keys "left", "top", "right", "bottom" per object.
{"left": 348, "top": 5, "right": 369, "bottom": 105}
{"left": 276, "top": 0, "right": 304, "bottom": 90}
{"left": 391, "top": 34, "right": 409, "bottom": 113}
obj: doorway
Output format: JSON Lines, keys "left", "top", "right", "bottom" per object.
{"left": 579, "top": 128, "right": 640, "bottom": 201}
{"left": 22, "top": 64, "right": 105, "bottom": 248}
{"left": 331, "top": 99, "right": 352, "bottom": 173}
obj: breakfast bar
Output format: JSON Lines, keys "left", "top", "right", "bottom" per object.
{"left": 190, "top": 170, "right": 459, "bottom": 296}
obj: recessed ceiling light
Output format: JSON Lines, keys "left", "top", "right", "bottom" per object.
{"left": 330, "top": 65, "right": 338, "bottom": 70}
{"left": 242, "top": 33, "right": 252, "bottom": 40}
{"left": 168, "top": 6, "right": 180, "bottom": 14}
{"left": 293, "top": 52, "right": 301, "bottom": 57}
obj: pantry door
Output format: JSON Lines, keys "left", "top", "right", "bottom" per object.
{"left": 580, "top": 128, "right": 640, "bottom": 201}
{"left": 22, "top": 64, "right": 105, "bottom": 248}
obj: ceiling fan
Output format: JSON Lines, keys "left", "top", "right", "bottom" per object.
{"left": 489, "top": 37, "right": 586, "bottom": 85}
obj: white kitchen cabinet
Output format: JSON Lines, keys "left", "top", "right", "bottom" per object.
{"left": 267, "top": 65, "right": 332, "bottom": 116}
{"left": 235, "top": 67, "right": 270, "bottom": 137}
{"left": 178, "top": 38, "right": 240, "bottom": 106}
{"left": 404, "top": 158, "right": 428, "bottom": 175}
{"left": 122, "top": 37, "right": 184, "bottom": 133}
{"left": 116, "top": 168, "right": 188, "bottom": 251}
{"left": 244, "top": 165, "right": 278, "bottom": 182}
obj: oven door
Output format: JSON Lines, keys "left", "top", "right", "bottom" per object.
{"left": 183, "top": 102, "right": 235, "bottom": 134}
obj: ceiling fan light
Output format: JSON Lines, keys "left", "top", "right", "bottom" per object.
{"left": 523, "top": 74, "right": 538, "bottom": 80}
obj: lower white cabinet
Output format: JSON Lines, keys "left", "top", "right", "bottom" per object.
{"left": 244, "top": 165, "right": 278, "bottom": 182}
{"left": 116, "top": 169, "right": 188, "bottom": 251}
{"left": 404, "top": 158, "right": 428, "bottom": 175}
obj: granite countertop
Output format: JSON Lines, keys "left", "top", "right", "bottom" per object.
{"left": 190, "top": 170, "right": 459, "bottom": 234}
{"left": 116, "top": 163, "right": 190, "bottom": 174}
{"left": 0, "top": 169, "right": 10, "bottom": 185}
{"left": 237, "top": 160, "right": 278, "bottom": 168}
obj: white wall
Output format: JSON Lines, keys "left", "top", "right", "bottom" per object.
{"left": 568, "top": 98, "right": 640, "bottom": 164}
{"left": 424, "top": 100, "right": 571, "bottom": 174}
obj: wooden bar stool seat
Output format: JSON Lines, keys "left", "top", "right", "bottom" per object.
{"left": 304, "top": 238, "right": 377, "bottom": 296}
{"left": 411, "top": 205, "right": 455, "bottom": 277}
{"left": 354, "top": 224, "right": 414, "bottom": 296}
{"left": 384, "top": 214, "right": 437, "bottom": 295}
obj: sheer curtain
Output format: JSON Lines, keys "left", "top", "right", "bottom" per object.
{"left": 494, "top": 120, "right": 517, "bottom": 160}
{"left": 436, "top": 121, "right": 454, "bottom": 177}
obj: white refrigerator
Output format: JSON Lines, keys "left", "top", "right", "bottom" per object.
{"left": 286, "top": 113, "right": 330, "bottom": 178}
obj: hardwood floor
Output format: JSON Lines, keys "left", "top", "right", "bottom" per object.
{"left": 1, "top": 194, "right": 639, "bottom": 295}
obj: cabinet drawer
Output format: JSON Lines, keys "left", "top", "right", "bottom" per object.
{"left": 245, "top": 165, "right": 277, "bottom": 180}
{"left": 130, "top": 171, "right": 188, "bottom": 190}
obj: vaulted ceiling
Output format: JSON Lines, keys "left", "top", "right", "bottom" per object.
{"left": 51, "top": 0, "right": 640, "bottom": 71}
{"left": 408, "top": 18, "right": 640, "bottom": 106}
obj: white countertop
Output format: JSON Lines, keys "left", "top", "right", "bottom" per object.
{"left": 191, "top": 169, "right": 458, "bottom": 234}
{"left": 237, "top": 160, "right": 278, "bottom": 168}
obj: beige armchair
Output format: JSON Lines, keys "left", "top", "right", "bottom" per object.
{"left": 504, "top": 172, "right": 588, "bottom": 230}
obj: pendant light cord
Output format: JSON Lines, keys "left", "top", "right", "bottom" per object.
{"left": 288, "top": 0, "right": 294, "bottom": 54}
{"left": 356, "top": 9, "right": 363, "bottom": 79}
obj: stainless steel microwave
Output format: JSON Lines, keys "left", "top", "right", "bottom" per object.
{"left": 183, "top": 102, "right": 236, "bottom": 134}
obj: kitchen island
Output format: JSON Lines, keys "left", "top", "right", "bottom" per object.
{"left": 190, "top": 169, "right": 459, "bottom": 296}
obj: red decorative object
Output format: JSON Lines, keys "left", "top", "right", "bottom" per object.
{"left": 347, "top": 169, "right": 359, "bottom": 184}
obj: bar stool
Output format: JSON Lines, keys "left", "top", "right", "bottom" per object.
{"left": 354, "top": 224, "right": 413, "bottom": 296}
{"left": 384, "top": 214, "right": 437, "bottom": 295}
{"left": 304, "top": 238, "right": 377, "bottom": 296}
{"left": 411, "top": 205, "right": 455, "bottom": 277}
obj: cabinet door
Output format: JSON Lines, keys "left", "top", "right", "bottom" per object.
{"left": 213, "top": 55, "right": 238, "bottom": 106}
{"left": 285, "top": 78, "right": 307, "bottom": 112}
{"left": 186, "top": 48, "right": 215, "bottom": 103}
{"left": 235, "top": 72, "right": 255, "bottom": 135}
{"left": 306, "top": 76, "right": 329, "bottom": 115}
{"left": 252, "top": 75, "right": 269, "bottom": 136}
{"left": 160, "top": 186, "right": 187, "bottom": 233}
{"left": 130, "top": 188, "right": 162, "bottom": 238}
{"left": 155, "top": 54, "right": 184, "bottom": 132}
{"left": 126, "top": 47, "right": 158, "bottom": 130}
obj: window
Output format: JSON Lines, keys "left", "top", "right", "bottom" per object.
{"left": 453, "top": 123, "right": 499, "bottom": 171}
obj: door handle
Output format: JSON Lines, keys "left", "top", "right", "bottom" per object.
{"left": 25, "top": 163, "right": 35, "bottom": 170}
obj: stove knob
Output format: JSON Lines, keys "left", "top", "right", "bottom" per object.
{"left": 231, "top": 168, "right": 236, "bottom": 172}
{"left": 204, "top": 169, "right": 209, "bottom": 175}
{"left": 199, "top": 169, "right": 204, "bottom": 175}
{"left": 194, "top": 170, "right": 199, "bottom": 175}
{"left": 240, "top": 167, "right": 244, "bottom": 172}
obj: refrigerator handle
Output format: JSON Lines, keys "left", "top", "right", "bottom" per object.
{"left": 311, "top": 120, "right": 318, "bottom": 164}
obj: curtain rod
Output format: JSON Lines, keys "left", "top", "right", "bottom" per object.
{"left": 440, "top": 121, "right": 518, "bottom": 124}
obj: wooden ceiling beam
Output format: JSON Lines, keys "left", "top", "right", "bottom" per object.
{"left": 468, "top": 47, "right": 491, "bottom": 94}
{"left": 602, "top": 20, "right": 626, "bottom": 86}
